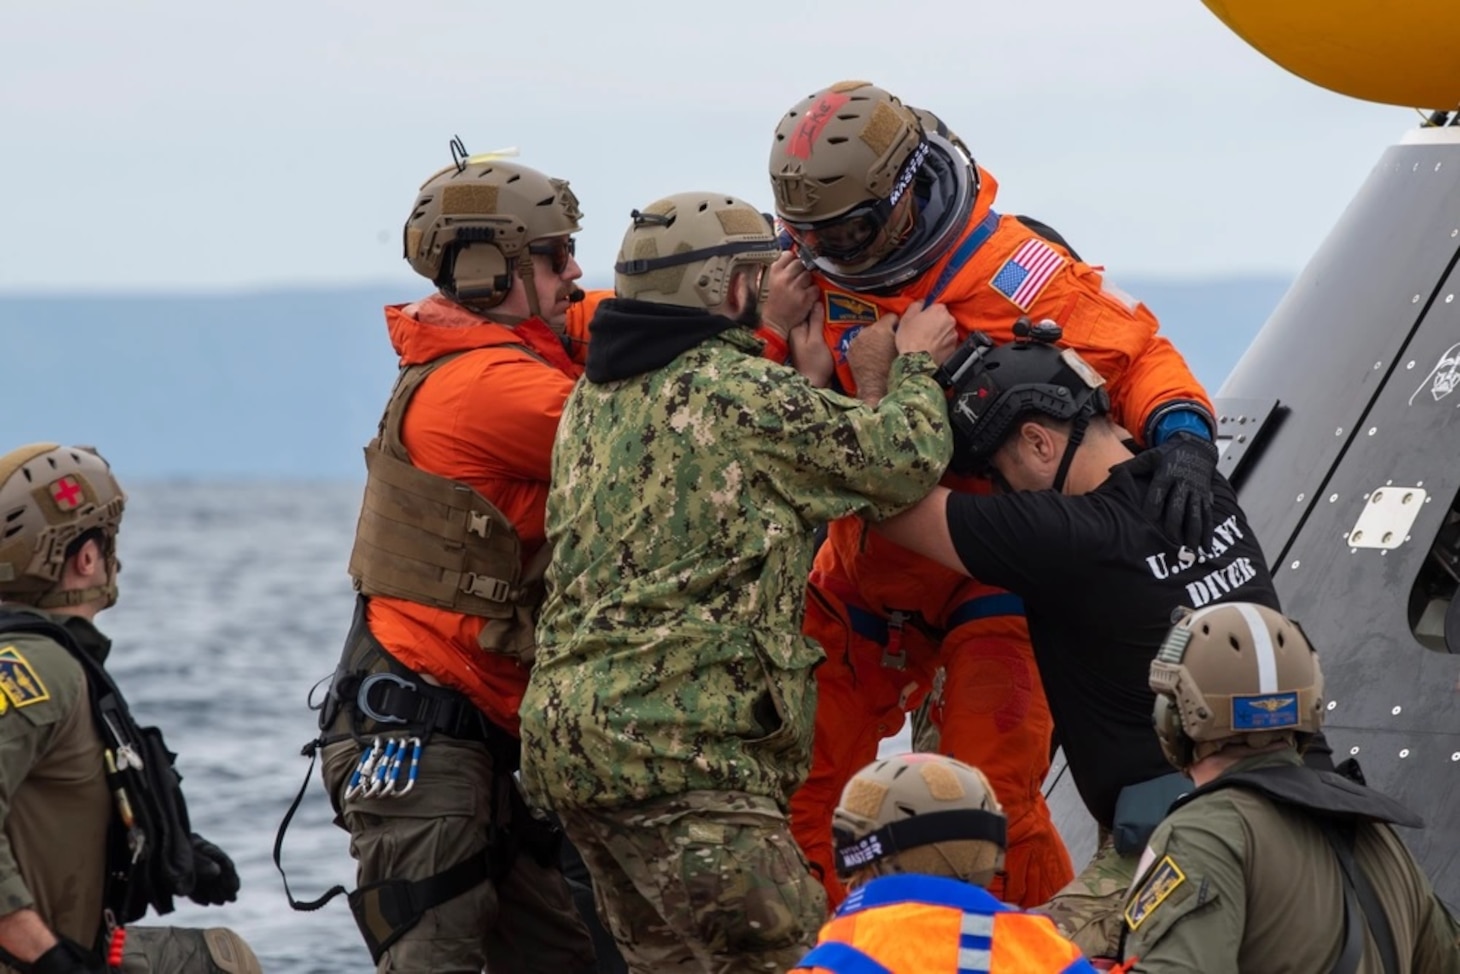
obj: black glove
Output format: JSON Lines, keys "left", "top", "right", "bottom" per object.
{"left": 1142, "top": 430, "right": 1218, "bottom": 549}
{"left": 188, "top": 833, "right": 241, "bottom": 906}
{"left": 32, "top": 937, "right": 106, "bottom": 974}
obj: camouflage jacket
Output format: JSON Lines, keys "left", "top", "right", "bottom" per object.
{"left": 520, "top": 328, "right": 952, "bottom": 811}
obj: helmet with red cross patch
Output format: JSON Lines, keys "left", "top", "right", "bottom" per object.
{"left": 0, "top": 443, "right": 126, "bottom": 609}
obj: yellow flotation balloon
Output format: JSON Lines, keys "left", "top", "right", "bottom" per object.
{"left": 1202, "top": 0, "right": 1460, "bottom": 109}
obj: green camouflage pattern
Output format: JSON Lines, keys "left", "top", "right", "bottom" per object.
{"left": 1033, "top": 829, "right": 1137, "bottom": 961}
{"left": 558, "top": 791, "right": 825, "bottom": 973}
{"left": 521, "top": 331, "right": 951, "bottom": 811}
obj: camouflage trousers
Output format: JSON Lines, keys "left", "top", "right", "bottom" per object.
{"left": 1030, "top": 829, "right": 1139, "bottom": 961}
{"left": 119, "top": 926, "right": 260, "bottom": 974}
{"left": 322, "top": 736, "right": 598, "bottom": 974}
{"left": 558, "top": 791, "right": 826, "bottom": 974}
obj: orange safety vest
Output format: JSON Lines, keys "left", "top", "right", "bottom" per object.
{"left": 793, "top": 874, "right": 1098, "bottom": 974}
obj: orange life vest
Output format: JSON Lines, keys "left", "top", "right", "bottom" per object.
{"left": 793, "top": 874, "right": 1098, "bottom": 974}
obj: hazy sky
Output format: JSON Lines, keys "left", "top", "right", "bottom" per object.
{"left": 0, "top": 0, "right": 1413, "bottom": 293}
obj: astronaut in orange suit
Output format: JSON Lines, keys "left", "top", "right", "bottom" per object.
{"left": 767, "top": 81, "right": 1219, "bottom": 913}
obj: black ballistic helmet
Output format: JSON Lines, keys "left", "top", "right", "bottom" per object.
{"left": 948, "top": 319, "right": 1111, "bottom": 469}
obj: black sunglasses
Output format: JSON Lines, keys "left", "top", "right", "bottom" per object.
{"left": 527, "top": 237, "right": 577, "bottom": 274}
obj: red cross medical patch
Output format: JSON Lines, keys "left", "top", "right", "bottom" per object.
{"left": 48, "top": 476, "right": 85, "bottom": 512}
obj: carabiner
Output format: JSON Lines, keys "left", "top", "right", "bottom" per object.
{"left": 344, "top": 737, "right": 382, "bottom": 800}
{"left": 394, "top": 738, "right": 424, "bottom": 798}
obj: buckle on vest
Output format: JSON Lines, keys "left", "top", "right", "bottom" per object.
{"left": 466, "top": 512, "right": 492, "bottom": 538}
{"left": 882, "top": 611, "right": 909, "bottom": 670}
{"left": 461, "top": 573, "right": 511, "bottom": 602}
{"left": 357, "top": 673, "right": 415, "bottom": 725}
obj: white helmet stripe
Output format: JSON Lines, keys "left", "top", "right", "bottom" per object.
{"left": 1235, "top": 602, "right": 1279, "bottom": 692}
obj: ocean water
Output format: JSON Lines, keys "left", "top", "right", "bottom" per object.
{"left": 96, "top": 482, "right": 920, "bottom": 973}
{"left": 102, "top": 482, "right": 371, "bottom": 973}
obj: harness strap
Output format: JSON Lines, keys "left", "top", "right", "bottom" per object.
{"left": 347, "top": 848, "right": 494, "bottom": 963}
{"left": 945, "top": 593, "right": 1026, "bottom": 631}
{"left": 810, "top": 571, "right": 1026, "bottom": 648}
{"left": 1323, "top": 823, "right": 1399, "bottom": 974}
{"left": 272, "top": 736, "right": 509, "bottom": 960}
{"left": 925, "top": 210, "right": 1001, "bottom": 305}
{"left": 336, "top": 669, "right": 507, "bottom": 756}
{"left": 273, "top": 739, "right": 345, "bottom": 913}
{"left": 274, "top": 618, "right": 522, "bottom": 934}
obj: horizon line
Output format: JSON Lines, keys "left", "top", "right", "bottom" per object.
{"left": 0, "top": 270, "right": 1299, "bottom": 301}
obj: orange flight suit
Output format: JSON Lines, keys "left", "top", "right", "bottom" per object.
{"left": 788, "top": 165, "right": 1213, "bottom": 911}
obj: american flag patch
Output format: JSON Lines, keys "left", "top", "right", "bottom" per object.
{"left": 990, "top": 239, "right": 1065, "bottom": 311}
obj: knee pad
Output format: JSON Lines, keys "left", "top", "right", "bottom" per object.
{"left": 202, "top": 928, "right": 262, "bottom": 974}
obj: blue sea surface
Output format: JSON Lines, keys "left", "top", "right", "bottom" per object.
{"left": 103, "top": 482, "right": 370, "bottom": 973}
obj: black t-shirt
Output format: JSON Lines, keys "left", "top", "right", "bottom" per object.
{"left": 945, "top": 458, "right": 1279, "bottom": 829}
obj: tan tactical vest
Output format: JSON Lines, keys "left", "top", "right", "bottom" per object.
{"left": 347, "top": 348, "right": 552, "bottom": 663}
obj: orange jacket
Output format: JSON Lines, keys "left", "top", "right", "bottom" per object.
{"left": 794, "top": 874, "right": 1097, "bottom": 974}
{"left": 813, "top": 166, "right": 1212, "bottom": 444}
{"left": 365, "top": 294, "right": 582, "bottom": 735}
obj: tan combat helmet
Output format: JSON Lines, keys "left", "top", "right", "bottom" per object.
{"left": 768, "top": 81, "right": 976, "bottom": 292}
{"left": 832, "top": 753, "right": 1007, "bottom": 890}
{"left": 0, "top": 443, "right": 126, "bottom": 609}
{"left": 613, "top": 192, "right": 779, "bottom": 311}
{"left": 403, "top": 141, "right": 582, "bottom": 317}
{"left": 1151, "top": 602, "right": 1327, "bottom": 770}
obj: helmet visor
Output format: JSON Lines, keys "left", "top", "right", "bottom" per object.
{"left": 780, "top": 199, "right": 893, "bottom": 264}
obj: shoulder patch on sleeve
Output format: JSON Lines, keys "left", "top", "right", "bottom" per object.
{"left": 0, "top": 647, "right": 50, "bottom": 710}
{"left": 989, "top": 239, "right": 1065, "bottom": 311}
{"left": 1124, "top": 855, "right": 1186, "bottom": 931}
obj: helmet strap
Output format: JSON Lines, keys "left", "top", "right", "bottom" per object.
{"left": 35, "top": 581, "right": 116, "bottom": 610}
{"left": 1051, "top": 412, "right": 1091, "bottom": 493}
{"left": 517, "top": 253, "right": 544, "bottom": 324}
{"left": 834, "top": 809, "right": 1006, "bottom": 878}
{"left": 34, "top": 533, "right": 120, "bottom": 611}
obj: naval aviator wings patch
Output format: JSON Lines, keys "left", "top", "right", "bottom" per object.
{"left": 0, "top": 647, "right": 49, "bottom": 710}
{"left": 1124, "top": 855, "right": 1186, "bottom": 930}
{"left": 1232, "top": 692, "right": 1300, "bottom": 730}
{"left": 825, "top": 292, "right": 881, "bottom": 325}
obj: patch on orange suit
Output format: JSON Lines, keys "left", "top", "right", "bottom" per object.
{"left": 990, "top": 238, "right": 1065, "bottom": 311}
{"left": 825, "top": 292, "right": 881, "bottom": 324}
